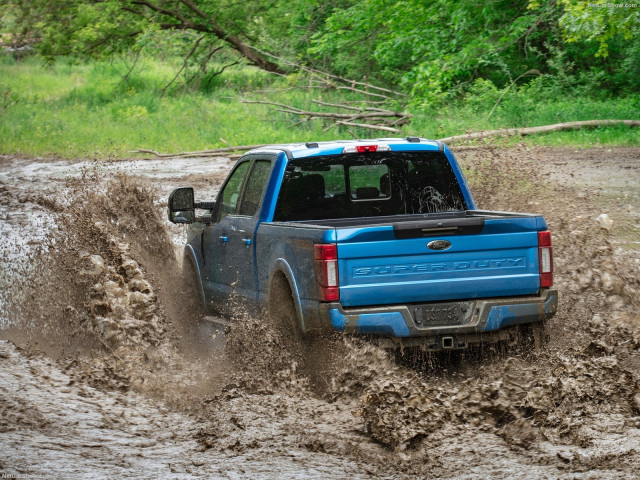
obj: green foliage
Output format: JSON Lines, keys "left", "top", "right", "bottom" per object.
{"left": 308, "top": 0, "right": 564, "bottom": 103}
{"left": 557, "top": 0, "right": 640, "bottom": 57}
{"left": 2, "top": 0, "right": 640, "bottom": 105}
{"left": 0, "top": 56, "right": 637, "bottom": 160}
{"left": 307, "top": 0, "right": 640, "bottom": 104}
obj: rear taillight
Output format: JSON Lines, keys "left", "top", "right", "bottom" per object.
{"left": 314, "top": 244, "right": 339, "bottom": 301}
{"left": 538, "top": 230, "right": 553, "bottom": 288}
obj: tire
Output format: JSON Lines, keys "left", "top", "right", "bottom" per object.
{"left": 181, "top": 251, "right": 207, "bottom": 318}
{"left": 517, "top": 322, "right": 548, "bottom": 354}
{"left": 268, "top": 273, "right": 303, "bottom": 343}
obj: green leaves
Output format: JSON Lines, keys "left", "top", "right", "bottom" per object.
{"left": 558, "top": 0, "right": 640, "bottom": 57}
{"left": 1, "top": 0, "right": 638, "bottom": 103}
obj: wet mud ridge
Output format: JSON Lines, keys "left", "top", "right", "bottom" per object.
{"left": 1, "top": 147, "right": 639, "bottom": 479}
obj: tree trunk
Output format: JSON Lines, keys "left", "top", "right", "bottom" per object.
{"left": 177, "top": 0, "right": 285, "bottom": 74}
{"left": 214, "top": 31, "right": 283, "bottom": 73}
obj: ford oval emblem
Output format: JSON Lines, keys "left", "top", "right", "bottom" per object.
{"left": 427, "top": 240, "right": 451, "bottom": 251}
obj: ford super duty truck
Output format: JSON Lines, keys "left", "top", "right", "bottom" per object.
{"left": 168, "top": 138, "right": 557, "bottom": 350}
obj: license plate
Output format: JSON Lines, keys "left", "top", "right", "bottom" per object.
{"left": 413, "top": 302, "right": 473, "bottom": 327}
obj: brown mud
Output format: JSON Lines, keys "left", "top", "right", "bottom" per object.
{"left": 1, "top": 147, "right": 639, "bottom": 479}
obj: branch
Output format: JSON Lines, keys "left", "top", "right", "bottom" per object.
{"left": 310, "top": 99, "right": 399, "bottom": 115}
{"left": 485, "top": 69, "right": 540, "bottom": 121}
{"left": 117, "top": 48, "right": 143, "bottom": 87}
{"left": 177, "top": 0, "right": 283, "bottom": 73}
{"left": 310, "top": 99, "right": 363, "bottom": 112}
{"left": 335, "top": 121, "right": 401, "bottom": 133}
{"left": 335, "top": 85, "right": 392, "bottom": 100}
{"left": 240, "top": 99, "right": 408, "bottom": 120}
{"left": 247, "top": 45, "right": 406, "bottom": 97}
{"left": 132, "top": 0, "right": 190, "bottom": 24}
{"left": 161, "top": 35, "right": 205, "bottom": 94}
{"left": 204, "top": 60, "right": 241, "bottom": 88}
{"left": 186, "top": 45, "right": 224, "bottom": 84}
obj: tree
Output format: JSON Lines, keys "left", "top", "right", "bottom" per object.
{"left": 309, "top": 0, "right": 562, "bottom": 102}
{"left": 4, "top": 0, "right": 284, "bottom": 74}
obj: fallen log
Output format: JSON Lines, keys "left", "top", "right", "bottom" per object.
{"left": 439, "top": 119, "right": 640, "bottom": 144}
{"left": 131, "top": 144, "right": 270, "bottom": 158}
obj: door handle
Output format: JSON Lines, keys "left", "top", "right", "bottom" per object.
{"left": 219, "top": 235, "right": 228, "bottom": 243}
{"left": 242, "top": 238, "right": 252, "bottom": 246}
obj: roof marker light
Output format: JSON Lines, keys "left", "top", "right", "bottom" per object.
{"left": 342, "top": 144, "right": 391, "bottom": 154}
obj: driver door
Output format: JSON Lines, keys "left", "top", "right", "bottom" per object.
{"left": 202, "top": 161, "right": 251, "bottom": 309}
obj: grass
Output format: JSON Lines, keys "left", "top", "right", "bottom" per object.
{"left": 0, "top": 55, "right": 638, "bottom": 159}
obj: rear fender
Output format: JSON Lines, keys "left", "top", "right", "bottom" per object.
{"left": 269, "top": 258, "right": 306, "bottom": 332}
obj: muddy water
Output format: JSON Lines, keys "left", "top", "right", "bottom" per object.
{"left": 1, "top": 148, "right": 639, "bottom": 479}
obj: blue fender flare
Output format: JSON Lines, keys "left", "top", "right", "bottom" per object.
{"left": 184, "top": 244, "right": 207, "bottom": 312}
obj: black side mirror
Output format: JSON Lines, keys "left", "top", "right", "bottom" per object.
{"left": 168, "top": 187, "right": 195, "bottom": 224}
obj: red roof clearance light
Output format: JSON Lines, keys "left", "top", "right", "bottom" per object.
{"left": 356, "top": 145, "right": 378, "bottom": 153}
{"left": 342, "top": 144, "right": 391, "bottom": 154}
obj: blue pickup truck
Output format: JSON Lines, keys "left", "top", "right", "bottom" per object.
{"left": 168, "top": 138, "right": 557, "bottom": 350}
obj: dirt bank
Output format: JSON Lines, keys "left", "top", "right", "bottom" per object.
{"left": 1, "top": 146, "right": 639, "bottom": 479}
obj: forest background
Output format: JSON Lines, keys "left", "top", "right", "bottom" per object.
{"left": 0, "top": 0, "right": 639, "bottom": 158}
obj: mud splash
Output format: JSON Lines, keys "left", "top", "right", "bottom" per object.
{"left": 1, "top": 148, "right": 640, "bottom": 478}
{"left": 2, "top": 169, "right": 223, "bottom": 404}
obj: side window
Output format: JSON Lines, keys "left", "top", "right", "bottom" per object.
{"left": 217, "top": 161, "right": 250, "bottom": 221}
{"left": 348, "top": 164, "right": 390, "bottom": 200}
{"left": 238, "top": 160, "right": 272, "bottom": 216}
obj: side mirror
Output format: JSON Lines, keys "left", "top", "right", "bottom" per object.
{"left": 168, "top": 187, "right": 195, "bottom": 224}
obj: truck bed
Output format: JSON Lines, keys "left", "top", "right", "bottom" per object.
{"left": 260, "top": 209, "right": 547, "bottom": 308}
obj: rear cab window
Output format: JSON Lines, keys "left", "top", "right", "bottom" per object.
{"left": 273, "top": 151, "right": 467, "bottom": 221}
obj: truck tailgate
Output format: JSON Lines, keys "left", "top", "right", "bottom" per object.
{"left": 336, "top": 216, "right": 542, "bottom": 307}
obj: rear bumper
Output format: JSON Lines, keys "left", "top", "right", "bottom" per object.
{"left": 325, "top": 288, "right": 558, "bottom": 339}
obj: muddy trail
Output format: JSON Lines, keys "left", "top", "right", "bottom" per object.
{"left": 1, "top": 147, "right": 639, "bottom": 479}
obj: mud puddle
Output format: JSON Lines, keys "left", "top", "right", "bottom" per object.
{"left": 1, "top": 147, "right": 639, "bottom": 479}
